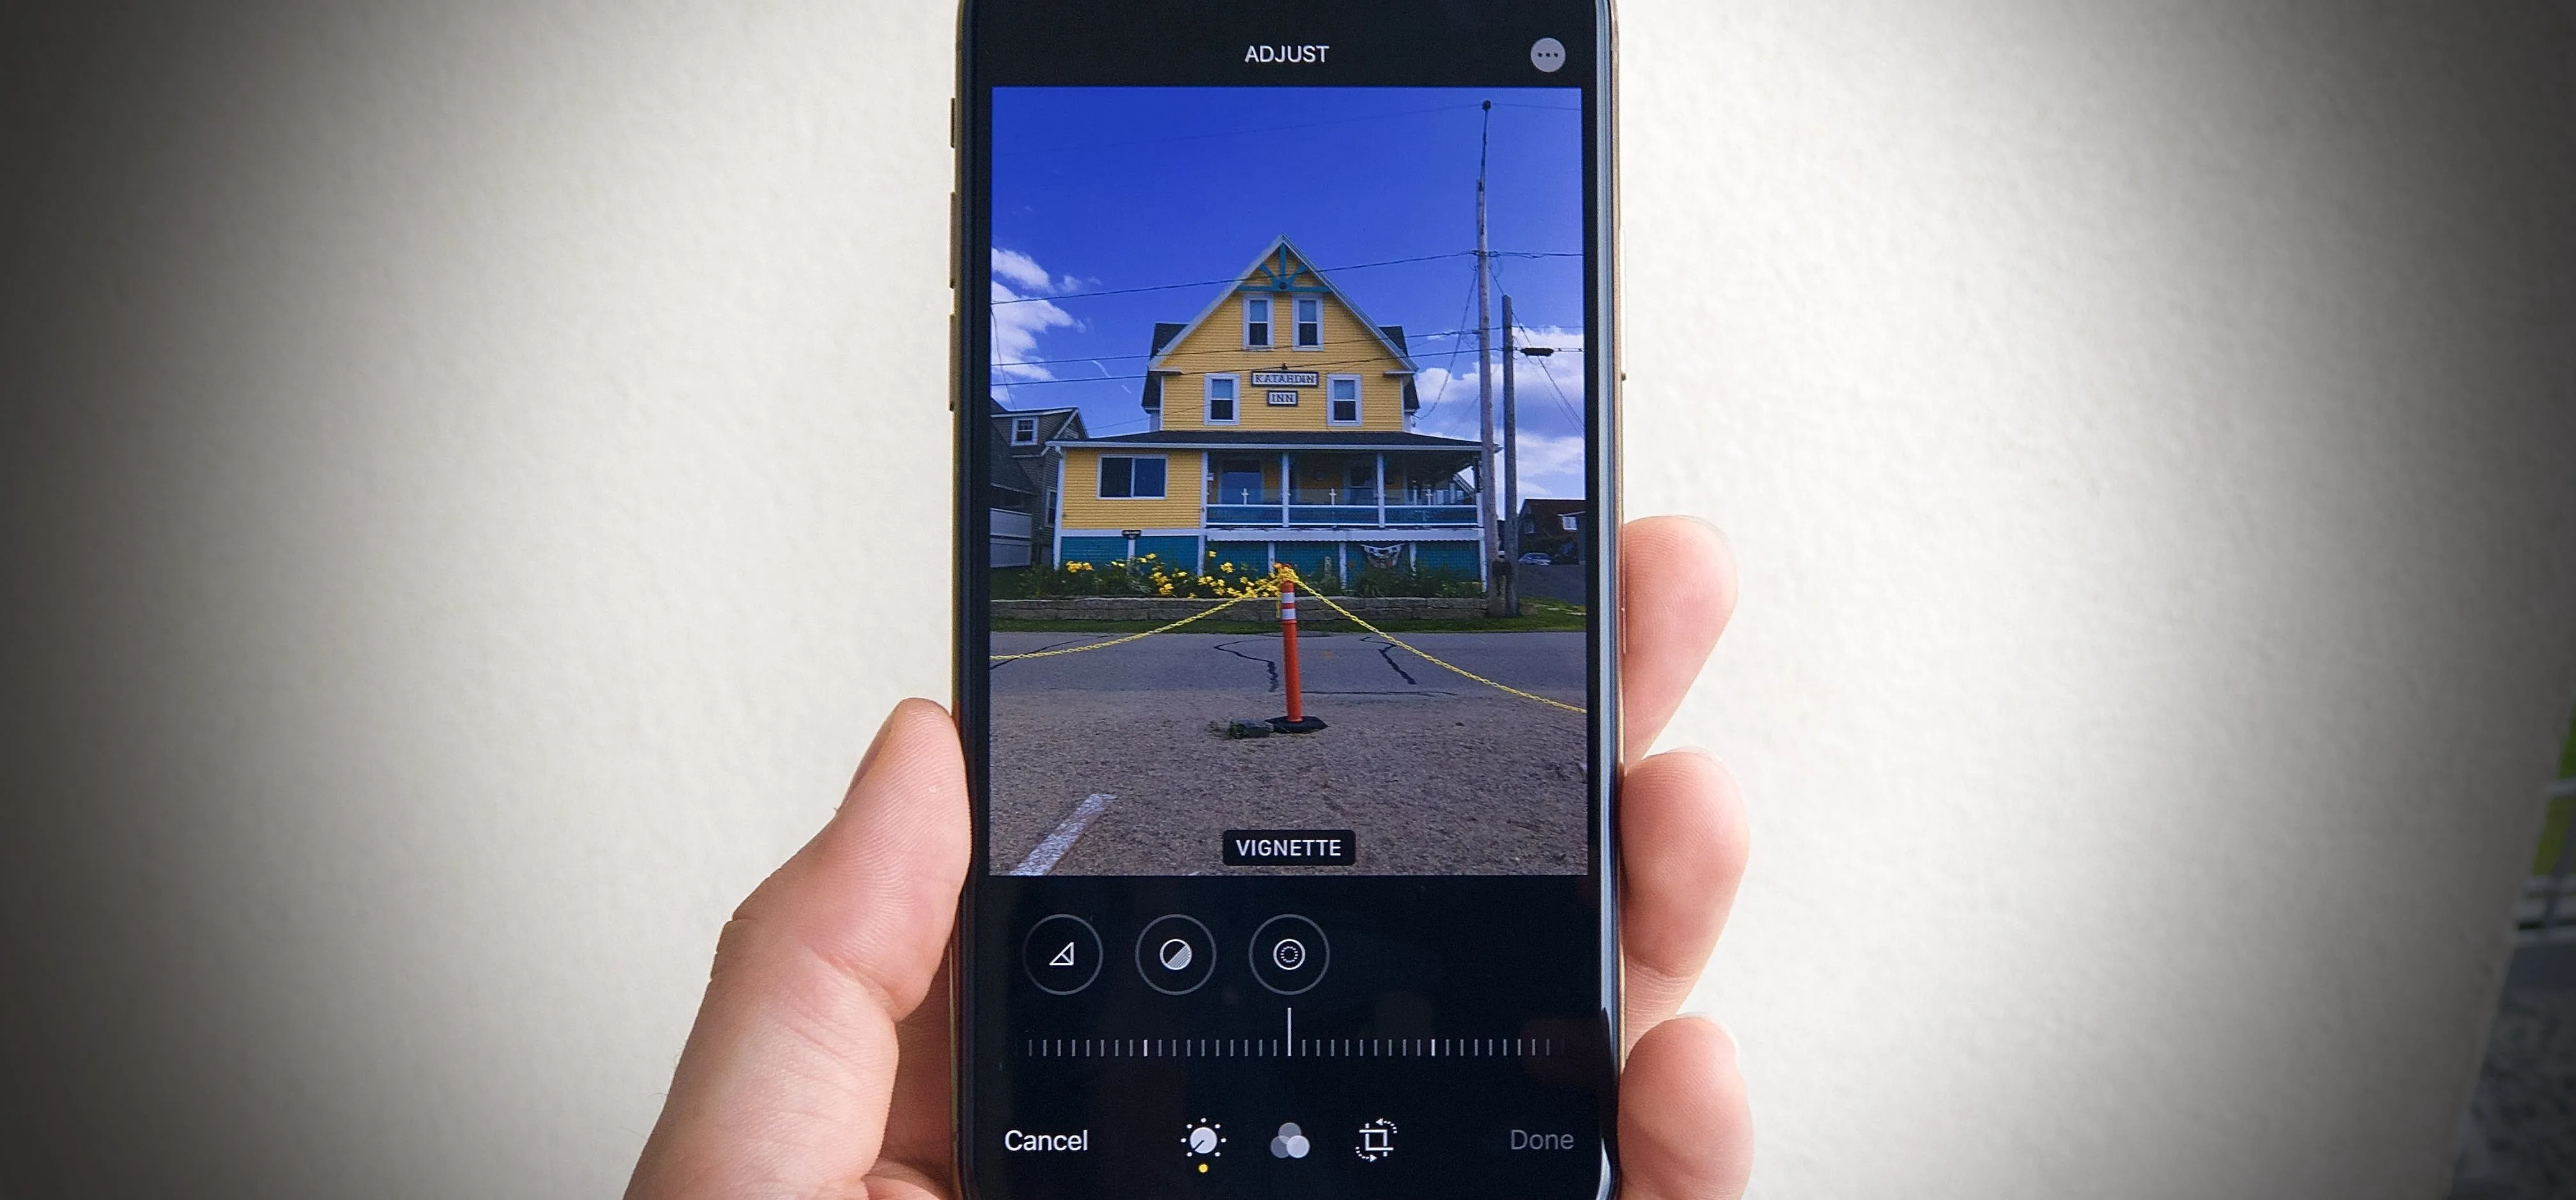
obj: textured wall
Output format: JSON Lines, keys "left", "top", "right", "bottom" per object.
{"left": 3, "top": 2, "right": 2572, "bottom": 1197}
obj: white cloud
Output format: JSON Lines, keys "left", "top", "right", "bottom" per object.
{"left": 1408, "top": 328, "right": 1590, "bottom": 501}
{"left": 990, "top": 247, "right": 1080, "bottom": 383}
{"left": 991, "top": 247, "right": 1055, "bottom": 294}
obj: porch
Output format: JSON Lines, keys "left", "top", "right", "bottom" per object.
{"left": 1201, "top": 449, "right": 1480, "bottom": 528}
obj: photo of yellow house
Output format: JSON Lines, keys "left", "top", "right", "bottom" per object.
{"left": 1044, "top": 237, "right": 1487, "bottom": 587}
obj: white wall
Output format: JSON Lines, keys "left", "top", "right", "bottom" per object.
{"left": 2, "top": 2, "right": 2570, "bottom": 1196}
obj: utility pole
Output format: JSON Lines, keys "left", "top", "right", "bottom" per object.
{"left": 1475, "top": 100, "right": 1505, "bottom": 618}
{"left": 1501, "top": 294, "right": 1521, "bottom": 617}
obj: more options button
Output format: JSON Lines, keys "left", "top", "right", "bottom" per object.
{"left": 1247, "top": 914, "right": 1330, "bottom": 995}
{"left": 1022, "top": 914, "right": 1103, "bottom": 996}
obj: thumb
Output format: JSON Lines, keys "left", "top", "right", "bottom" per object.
{"left": 628, "top": 699, "right": 970, "bottom": 1199}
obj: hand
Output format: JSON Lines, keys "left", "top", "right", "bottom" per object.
{"left": 627, "top": 516, "right": 1751, "bottom": 1199}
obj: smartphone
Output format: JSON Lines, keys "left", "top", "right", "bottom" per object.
{"left": 953, "top": 2, "right": 1617, "bottom": 1194}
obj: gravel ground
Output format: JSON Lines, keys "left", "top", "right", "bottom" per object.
{"left": 988, "top": 630, "right": 1590, "bottom": 875}
{"left": 2453, "top": 983, "right": 2576, "bottom": 1199}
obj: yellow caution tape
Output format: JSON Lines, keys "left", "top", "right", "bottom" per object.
{"left": 1285, "top": 574, "right": 1589, "bottom": 716}
{"left": 988, "top": 595, "right": 1257, "bottom": 661}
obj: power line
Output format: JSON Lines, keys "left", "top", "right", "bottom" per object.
{"left": 1413, "top": 263, "right": 1487, "bottom": 427}
{"left": 987, "top": 321, "right": 1586, "bottom": 373}
{"left": 992, "top": 250, "right": 1580, "bottom": 306}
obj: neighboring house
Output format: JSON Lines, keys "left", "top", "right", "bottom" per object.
{"left": 1517, "top": 498, "right": 1586, "bottom": 562}
{"left": 987, "top": 399, "right": 1087, "bottom": 568}
{"left": 1045, "top": 238, "right": 1486, "bottom": 585}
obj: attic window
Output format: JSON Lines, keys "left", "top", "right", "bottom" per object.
{"left": 1244, "top": 297, "right": 1272, "bottom": 348}
{"left": 1295, "top": 298, "right": 1322, "bottom": 348}
{"left": 1011, "top": 417, "right": 1038, "bottom": 445}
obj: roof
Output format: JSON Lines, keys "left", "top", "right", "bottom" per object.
{"left": 985, "top": 423, "right": 1038, "bottom": 495}
{"left": 989, "top": 398, "right": 1081, "bottom": 419}
{"left": 1519, "top": 498, "right": 1586, "bottom": 516}
{"left": 989, "top": 399, "right": 1087, "bottom": 452}
{"left": 1054, "top": 429, "right": 1479, "bottom": 450}
{"left": 1140, "top": 237, "right": 1423, "bottom": 379}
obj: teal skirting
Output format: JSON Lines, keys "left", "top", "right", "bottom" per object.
{"left": 1055, "top": 536, "right": 1484, "bottom": 587}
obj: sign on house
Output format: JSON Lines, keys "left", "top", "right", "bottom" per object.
{"left": 1251, "top": 370, "right": 1319, "bottom": 387}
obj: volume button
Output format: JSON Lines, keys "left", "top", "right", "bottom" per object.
{"left": 948, "top": 191, "right": 957, "bottom": 289}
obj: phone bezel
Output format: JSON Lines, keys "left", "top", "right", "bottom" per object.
{"left": 949, "top": 4, "right": 1621, "bottom": 1194}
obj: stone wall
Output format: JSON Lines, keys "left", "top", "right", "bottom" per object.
{"left": 991, "top": 596, "right": 1491, "bottom": 624}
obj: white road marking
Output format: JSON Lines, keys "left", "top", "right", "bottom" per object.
{"left": 1007, "top": 793, "right": 1114, "bottom": 876}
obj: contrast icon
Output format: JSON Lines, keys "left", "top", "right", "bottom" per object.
{"left": 1268, "top": 1123, "right": 1311, "bottom": 1159}
{"left": 1355, "top": 1118, "right": 1398, "bottom": 1162}
{"left": 1137, "top": 914, "right": 1217, "bottom": 995}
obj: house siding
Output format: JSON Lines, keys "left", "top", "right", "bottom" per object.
{"left": 1058, "top": 448, "right": 1204, "bottom": 530}
{"left": 1155, "top": 258, "right": 1409, "bottom": 433}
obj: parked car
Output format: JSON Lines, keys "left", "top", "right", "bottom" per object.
{"left": 1517, "top": 552, "right": 1555, "bottom": 565}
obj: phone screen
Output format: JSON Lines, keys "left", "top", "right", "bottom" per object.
{"left": 956, "top": 4, "right": 1614, "bottom": 1196}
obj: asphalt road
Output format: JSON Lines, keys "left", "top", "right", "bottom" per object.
{"left": 988, "top": 631, "right": 1589, "bottom": 876}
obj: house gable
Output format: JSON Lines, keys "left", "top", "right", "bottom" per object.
{"left": 1142, "top": 238, "right": 1419, "bottom": 435}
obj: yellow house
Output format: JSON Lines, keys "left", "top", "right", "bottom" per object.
{"left": 1046, "top": 238, "right": 1486, "bottom": 587}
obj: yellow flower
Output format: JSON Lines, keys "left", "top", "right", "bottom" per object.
{"left": 1219, "top": 562, "right": 1236, "bottom": 573}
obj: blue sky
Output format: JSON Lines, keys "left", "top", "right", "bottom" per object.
{"left": 988, "top": 86, "right": 1590, "bottom": 500}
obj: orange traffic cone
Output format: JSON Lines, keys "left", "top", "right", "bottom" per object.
{"left": 1268, "top": 576, "right": 1327, "bottom": 734}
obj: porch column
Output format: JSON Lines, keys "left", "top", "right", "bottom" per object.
{"left": 1375, "top": 452, "right": 1387, "bottom": 526}
{"left": 1279, "top": 451, "right": 1292, "bottom": 529}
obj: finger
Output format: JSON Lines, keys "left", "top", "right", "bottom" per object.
{"left": 627, "top": 699, "right": 970, "bottom": 1200}
{"left": 1618, "top": 748, "right": 1749, "bottom": 1042}
{"left": 1618, "top": 1017, "right": 1754, "bottom": 1200}
{"left": 871, "top": 955, "right": 959, "bottom": 1191}
{"left": 1619, "top": 516, "right": 1737, "bottom": 761}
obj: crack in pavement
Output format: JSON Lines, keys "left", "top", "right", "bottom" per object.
{"left": 1365, "top": 636, "right": 1421, "bottom": 686}
{"left": 1211, "top": 638, "right": 1280, "bottom": 693}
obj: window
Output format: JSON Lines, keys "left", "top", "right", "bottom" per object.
{"left": 1345, "top": 461, "right": 1376, "bottom": 502}
{"left": 1097, "top": 455, "right": 1167, "bottom": 499}
{"left": 1010, "top": 416, "right": 1038, "bottom": 445}
{"left": 1560, "top": 514, "right": 1579, "bottom": 532}
{"left": 1294, "top": 297, "right": 1322, "bottom": 348}
{"left": 1244, "top": 297, "right": 1271, "bottom": 348}
{"left": 1205, "top": 375, "right": 1239, "bottom": 424}
{"left": 1216, "top": 457, "right": 1265, "bottom": 504}
{"left": 1328, "top": 376, "right": 1361, "bottom": 425}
